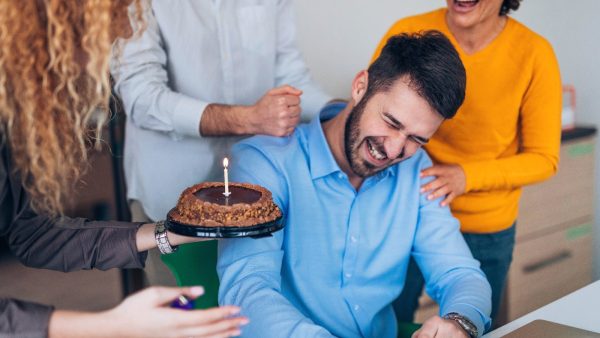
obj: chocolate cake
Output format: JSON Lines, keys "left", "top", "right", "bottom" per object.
{"left": 169, "top": 182, "right": 282, "bottom": 227}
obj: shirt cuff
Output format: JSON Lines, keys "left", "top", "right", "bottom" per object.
{"left": 171, "top": 95, "right": 208, "bottom": 137}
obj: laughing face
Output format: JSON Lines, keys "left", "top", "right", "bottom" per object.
{"left": 446, "top": 0, "right": 504, "bottom": 29}
{"left": 344, "top": 76, "right": 444, "bottom": 178}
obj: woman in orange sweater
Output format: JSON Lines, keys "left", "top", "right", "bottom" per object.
{"left": 372, "top": 0, "right": 561, "bottom": 325}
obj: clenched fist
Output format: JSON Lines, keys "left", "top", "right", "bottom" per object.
{"left": 248, "top": 85, "right": 303, "bottom": 137}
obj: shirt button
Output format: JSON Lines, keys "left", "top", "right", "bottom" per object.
{"left": 350, "top": 236, "right": 357, "bottom": 243}
{"left": 338, "top": 173, "right": 344, "bottom": 179}
{"left": 354, "top": 305, "right": 360, "bottom": 311}
{"left": 345, "top": 273, "right": 352, "bottom": 278}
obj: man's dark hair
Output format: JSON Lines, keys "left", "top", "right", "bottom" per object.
{"left": 367, "top": 30, "right": 465, "bottom": 119}
{"left": 500, "top": 0, "right": 522, "bottom": 15}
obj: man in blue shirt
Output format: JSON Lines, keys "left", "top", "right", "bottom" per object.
{"left": 218, "top": 31, "right": 492, "bottom": 338}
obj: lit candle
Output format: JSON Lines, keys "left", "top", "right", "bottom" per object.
{"left": 223, "top": 157, "right": 231, "bottom": 197}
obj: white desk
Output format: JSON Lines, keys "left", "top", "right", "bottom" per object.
{"left": 484, "top": 280, "right": 600, "bottom": 337}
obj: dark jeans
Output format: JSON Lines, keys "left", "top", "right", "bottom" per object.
{"left": 394, "top": 224, "right": 516, "bottom": 329}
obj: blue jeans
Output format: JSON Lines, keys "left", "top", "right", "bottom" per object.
{"left": 394, "top": 224, "right": 516, "bottom": 328}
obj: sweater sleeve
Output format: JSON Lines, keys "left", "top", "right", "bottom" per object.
{"left": 0, "top": 298, "right": 54, "bottom": 338}
{"left": 461, "top": 39, "right": 561, "bottom": 192}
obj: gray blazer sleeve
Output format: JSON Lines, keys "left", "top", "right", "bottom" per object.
{"left": 0, "top": 142, "right": 148, "bottom": 336}
{"left": 0, "top": 142, "right": 147, "bottom": 272}
{"left": 0, "top": 299, "right": 54, "bottom": 338}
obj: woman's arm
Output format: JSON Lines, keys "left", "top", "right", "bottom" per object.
{"left": 48, "top": 287, "right": 247, "bottom": 338}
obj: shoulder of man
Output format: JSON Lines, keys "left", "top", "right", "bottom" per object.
{"left": 233, "top": 131, "right": 304, "bottom": 164}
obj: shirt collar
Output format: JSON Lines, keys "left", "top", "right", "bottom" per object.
{"left": 306, "top": 103, "right": 344, "bottom": 180}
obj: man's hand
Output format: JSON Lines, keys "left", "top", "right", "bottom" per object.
{"left": 199, "top": 85, "right": 302, "bottom": 137}
{"left": 412, "top": 316, "right": 469, "bottom": 338}
{"left": 420, "top": 164, "right": 466, "bottom": 207}
{"left": 248, "top": 85, "right": 303, "bottom": 137}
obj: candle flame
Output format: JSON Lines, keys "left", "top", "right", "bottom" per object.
{"left": 223, "top": 157, "right": 229, "bottom": 168}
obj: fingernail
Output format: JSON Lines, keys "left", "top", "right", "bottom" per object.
{"left": 240, "top": 318, "right": 250, "bottom": 325}
{"left": 427, "top": 195, "right": 433, "bottom": 200}
{"left": 190, "top": 286, "right": 204, "bottom": 296}
{"left": 230, "top": 307, "right": 241, "bottom": 315}
{"left": 231, "top": 329, "right": 242, "bottom": 336}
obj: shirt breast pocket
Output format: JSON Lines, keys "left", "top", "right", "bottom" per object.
{"left": 236, "top": 5, "right": 272, "bottom": 54}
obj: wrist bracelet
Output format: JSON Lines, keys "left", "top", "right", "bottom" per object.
{"left": 155, "top": 220, "right": 178, "bottom": 254}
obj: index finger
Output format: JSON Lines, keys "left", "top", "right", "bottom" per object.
{"left": 283, "top": 94, "right": 301, "bottom": 106}
{"left": 420, "top": 166, "right": 440, "bottom": 178}
{"left": 269, "top": 85, "right": 302, "bottom": 96}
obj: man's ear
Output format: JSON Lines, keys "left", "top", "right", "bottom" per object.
{"left": 351, "top": 70, "right": 368, "bottom": 104}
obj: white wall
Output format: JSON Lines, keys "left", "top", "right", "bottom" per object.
{"left": 294, "top": 0, "right": 600, "bottom": 278}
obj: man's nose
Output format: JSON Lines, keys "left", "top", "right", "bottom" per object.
{"left": 385, "top": 134, "right": 407, "bottom": 159}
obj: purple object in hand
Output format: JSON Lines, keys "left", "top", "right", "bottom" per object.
{"left": 171, "top": 295, "right": 195, "bottom": 310}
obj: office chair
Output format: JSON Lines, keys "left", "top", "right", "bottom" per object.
{"left": 160, "top": 240, "right": 220, "bottom": 309}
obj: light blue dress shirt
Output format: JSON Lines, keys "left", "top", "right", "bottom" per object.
{"left": 111, "top": 0, "right": 331, "bottom": 221}
{"left": 218, "top": 103, "right": 491, "bottom": 337}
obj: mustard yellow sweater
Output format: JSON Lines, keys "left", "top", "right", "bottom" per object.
{"left": 372, "top": 9, "right": 562, "bottom": 233}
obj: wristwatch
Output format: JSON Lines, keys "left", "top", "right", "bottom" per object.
{"left": 155, "top": 220, "right": 178, "bottom": 254}
{"left": 442, "top": 312, "right": 478, "bottom": 338}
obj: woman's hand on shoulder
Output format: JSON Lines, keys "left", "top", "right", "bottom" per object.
{"left": 420, "top": 164, "right": 466, "bottom": 207}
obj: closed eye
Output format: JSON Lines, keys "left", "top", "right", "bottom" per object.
{"left": 382, "top": 112, "right": 429, "bottom": 146}
{"left": 408, "top": 135, "right": 428, "bottom": 146}
{"left": 382, "top": 112, "right": 401, "bottom": 130}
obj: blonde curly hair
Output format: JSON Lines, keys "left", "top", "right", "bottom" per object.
{"left": 0, "top": 0, "right": 144, "bottom": 216}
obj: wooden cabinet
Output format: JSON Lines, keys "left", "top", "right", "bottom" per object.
{"left": 506, "top": 132, "right": 596, "bottom": 320}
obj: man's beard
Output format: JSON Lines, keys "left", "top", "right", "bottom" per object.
{"left": 343, "top": 98, "right": 404, "bottom": 178}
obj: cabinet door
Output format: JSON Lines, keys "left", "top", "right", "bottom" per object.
{"left": 518, "top": 137, "right": 594, "bottom": 240}
{"left": 507, "top": 220, "right": 593, "bottom": 319}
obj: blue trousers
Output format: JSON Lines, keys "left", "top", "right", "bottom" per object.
{"left": 394, "top": 224, "right": 516, "bottom": 329}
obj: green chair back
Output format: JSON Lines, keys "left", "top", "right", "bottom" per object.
{"left": 160, "top": 240, "right": 220, "bottom": 309}
{"left": 397, "top": 322, "right": 422, "bottom": 338}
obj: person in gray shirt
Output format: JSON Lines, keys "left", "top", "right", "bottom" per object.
{"left": 111, "top": 0, "right": 333, "bottom": 286}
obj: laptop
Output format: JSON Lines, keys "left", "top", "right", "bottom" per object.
{"left": 503, "top": 320, "right": 600, "bottom": 338}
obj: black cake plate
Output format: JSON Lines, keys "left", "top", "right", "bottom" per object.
{"left": 165, "top": 209, "right": 284, "bottom": 239}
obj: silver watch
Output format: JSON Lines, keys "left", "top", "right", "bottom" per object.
{"left": 443, "top": 312, "right": 478, "bottom": 338}
{"left": 155, "top": 220, "right": 178, "bottom": 254}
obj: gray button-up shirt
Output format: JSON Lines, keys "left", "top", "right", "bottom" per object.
{"left": 111, "top": 0, "right": 331, "bottom": 221}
